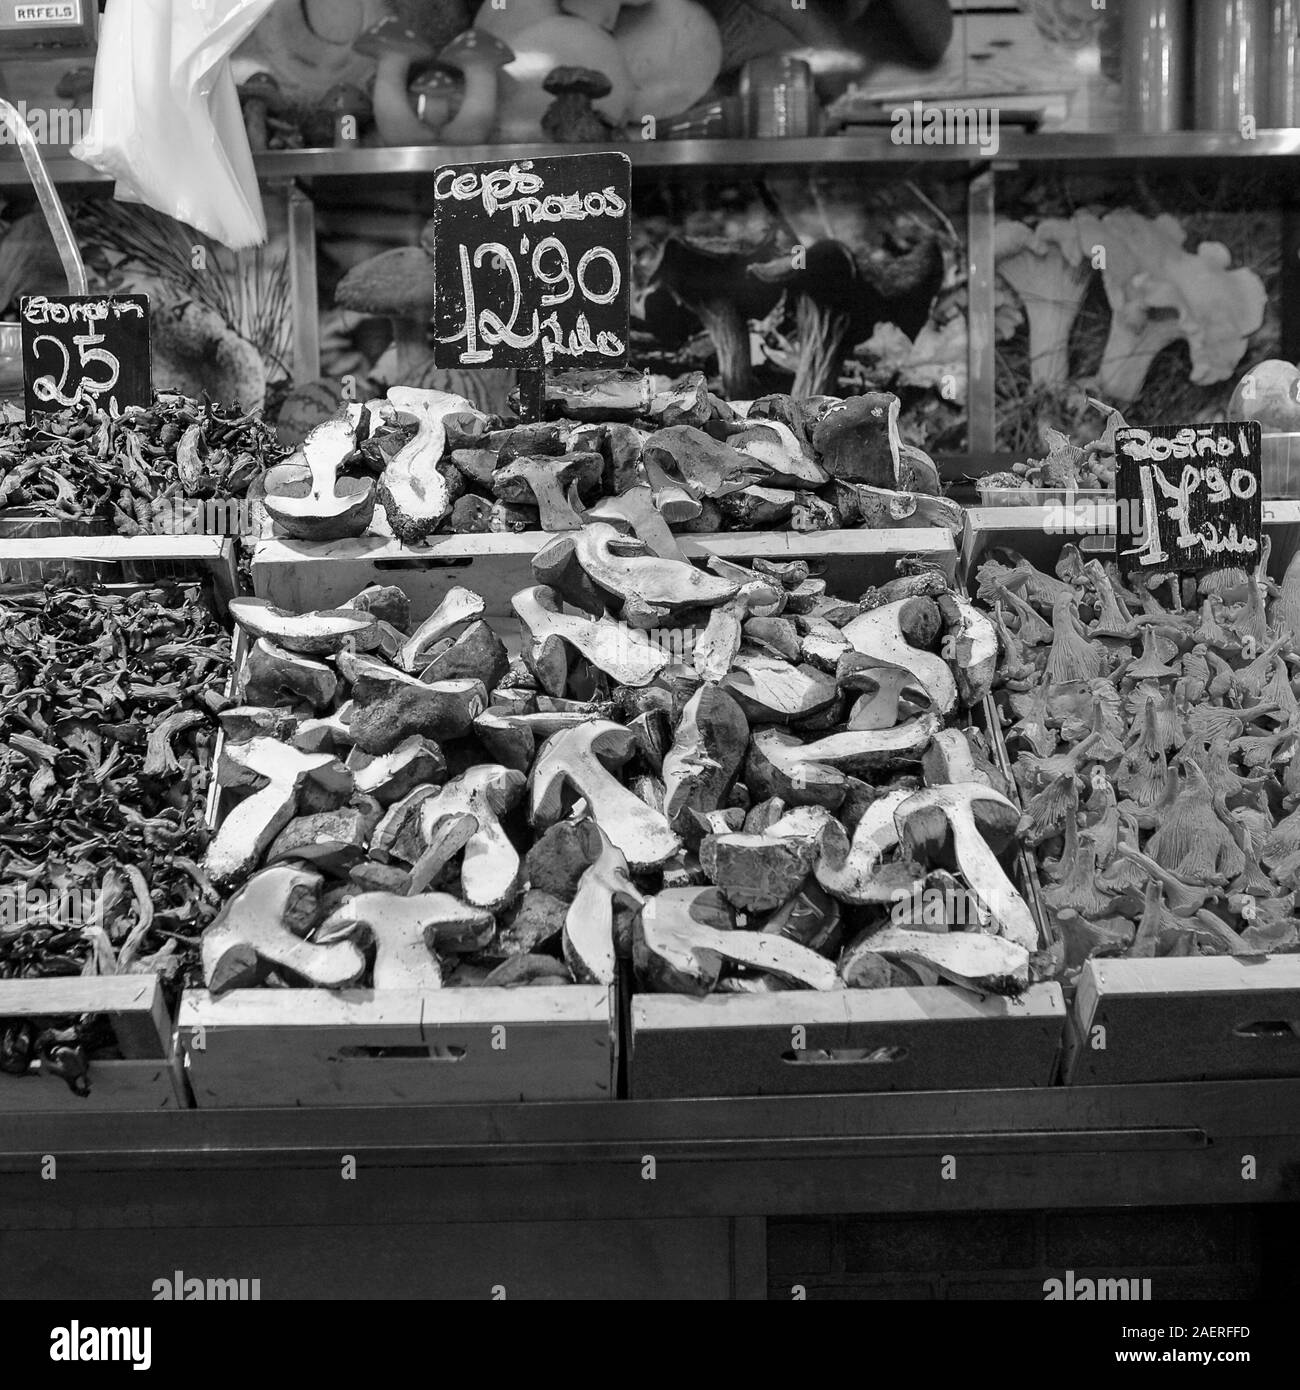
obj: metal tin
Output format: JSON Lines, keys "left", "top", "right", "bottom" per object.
{"left": 1267, "top": 0, "right": 1300, "bottom": 125}
{"left": 1194, "top": 0, "right": 1268, "bottom": 131}
{"left": 1121, "top": 0, "right": 1190, "bottom": 132}
{"left": 739, "top": 56, "right": 817, "bottom": 139}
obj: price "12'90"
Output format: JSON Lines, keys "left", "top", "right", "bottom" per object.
{"left": 445, "top": 233, "right": 623, "bottom": 365}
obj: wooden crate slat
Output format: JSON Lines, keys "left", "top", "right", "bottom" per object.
{"left": 1064, "top": 957, "right": 1300, "bottom": 1085}
{"left": 0, "top": 975, "right": 170, "bottom": 1058}
{"left": 629, "top": 984, "right": 1065, "bottom": 1098}
{"left": 179, "top": 986, "right": 614, "bottom": 1107}
{"left": 251, "top": 530, "right": 958, "bottom": 625}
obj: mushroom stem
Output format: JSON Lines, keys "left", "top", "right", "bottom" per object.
{"left": 441, "top": 58, "right": 501, "bottom": 144}
{"left": 695, "top": 300, "right": 757, "bottom": 399}
{"left": 371, "top": 52, "right": 435, "bottom": 147}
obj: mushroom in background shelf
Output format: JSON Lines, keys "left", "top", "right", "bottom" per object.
{"left": 237, "top": 72, "right": 284, "bottom": 152}
{"left": 354, "top": 16, "right": 438, "bottom": 147}
{"left": 541, "top": 65, "right": 623, "bottom": 140}
{"left": 335, "top": 246, "right": 437, "bottom": 382}
{"left": 493, "top": 17, "right": 632, "bottom": 140}
{"left": 410, "top": 66, "right": 463, "bottom": 132}
{"left": 320, "top": 83, "right": 372, "bottom": 147}
{"left": 650, "top": 234, "right": 783, "bottom": 399}
{"left": 438, "top": 28, "right": 515, "bottom": 144}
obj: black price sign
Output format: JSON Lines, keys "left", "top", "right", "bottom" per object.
{"left": 431, "top": 153, "right": 631, "bottom": 372}
{"left": 21, "top": 293, "right": 152, "bottom": 416}
{"left": 1116, "top": 421, "right": 1262, "bottom": 574}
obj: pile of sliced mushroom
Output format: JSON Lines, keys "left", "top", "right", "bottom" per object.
{"left": 206, "top": 531, "right": 1043, "bottom": 998}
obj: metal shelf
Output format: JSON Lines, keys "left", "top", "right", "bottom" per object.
{"left": 6, "top": 130, "right": 1300, "bottom": 191}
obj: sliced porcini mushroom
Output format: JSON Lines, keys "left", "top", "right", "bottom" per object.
{"left": 513, "top": 585, "right": 669, "bottom": 693}
{"left": 717, "top": 485, "right": 797, "bottom": 528}
{"left": 206, "top": 740, "right": 352, "bottom": 886}
{"left": 840, "top": 656, "right": 924, "bottom": 731}
{"left": 840, "top": 600, "right": 958, "bottom": 716}
{"left": 564, "top": 823, "right": 643, "bottom": 986}
{"left": 729, "top": 420, "right": 828, "bottom": 488}
{"left": 202, "top": 864, "right": 365, "bottom": 993}
{"left": 347, "top": 666, "right": 487, "bottom": 754}
{"left": 543, "top": 366, "right": 649, "bottom": 420}
{"left": 229, "top": 598, "right": 378, "bottom": 657}
{"left": 317, "top": 892, "right": 495, "bottom": 988}
{"left": 346, "top": 735, "right": 445, "bottom": 805}
{"left": 378, "top": 387, "right": 475, "bottom": 543}
{"left": 493, "top": 452, "right": 602, "bottom": 531}
{"left": 700, "top": 829, "right": 818, "bottom": 913}
{"left": 922, "top": 727, "right": 1007, "bottom": 794}
{"left": 833, "top": 481, "right": 964, "bottom": 535}
{"left": 745, "top": 616, "right": 802, "bottom": 663}
{"left": 397, "top": 586, "right": 486, "bottom": 672}
{"left": 370, "top": 784, "right": 441, "bottom": 863}
{"left": 530, "top": 721, "right": 681, "bottom": 870}
{"left": 811, "top": 392, "right": 901, "bottom": 485}
{"left": 853, "top": 926, "right": 1030, "bottom": 996}
{"left": 894, "top": 784, "right": 1038, "bottom": 953}
{"left": 763, "top": 879, "right": 841, "bottom": 953}
{"left": 661, "top": 685, "right": 750, "bottom": 836}
{"left": 692, "top": 580, "right": 783, "bottom": 683}
{"left": 747, "top": 727, "right": 847, "bottom": 810}
{"left": 266, "top": 807, "right": 371, "bottom": 876}
{"left": 240, "top": 639, "right": 338, "bottom": 712}
{"left": 815, "top": 787, "right": 912, "bottom": 903}
{"left": 641, "top": 425, "right": 763, "bottom": 499}
{"left": 748, "top": 717, "right": 938, "bottom": 808}
{"left": 263, "top": 417, "right": 375, "bottom": 541}
{"left": 721, "top": 651, "right": 840, "bottom": 723}
{"left": 483, "top": 954, "right": 573, "bottom": 988}
{"left": 219, "top": 706, "right": 299, "bottom": 744}
{"left": 635, "top": 886, "right": 732, "bottom": 994}
{"left": 343, "top": 583, "right": 411, "bottom": 632}
{"left": 289, "top": 701, "right": 355, "bottom": 754}
{"left": 473, "top": 707, "right": 607, "bottom": 771}
{"left": 427, "top": 764, "right": 525, "bottom": 911}
{"left": 406, "top": 812, "right": 478, "bottom": 895}
{"left": 573, "top": 522, "right": 739, "bottom": 626}
{"left": 585, "top": 484, "right": 683, "bottom": 560}
{"left": 646, "top": 373, "right": 712, "bottom": 428}
{"left": 795, "top": 615, "right": 852, "bottom": 672}
{"left": 530, "top": 532, "right": 608, "bottom": 615}
{"left": 945, "top": 596, "right": 999, "bottom": 706}
{"left": 417, "top": 620, "right": 509, "bottom": 690}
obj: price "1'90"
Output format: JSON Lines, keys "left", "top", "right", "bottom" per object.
{"left": 445, "top": 233, "right": 623, "bottom": 366}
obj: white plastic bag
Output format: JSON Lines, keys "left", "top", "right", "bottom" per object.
{"left": 72, "top": 0, "right": 275, "bottom": 249}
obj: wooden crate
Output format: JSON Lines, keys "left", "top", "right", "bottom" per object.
{"left": 0, "top": 534, "right": 238, "bottom": 607}
{"left": 630, "top": 984, "right": 1066, "bottom": 1098}
{"left": 250, "top": 529, "right": 959, "bottom": 636}
{"left": 0, "top": 975, "right": 183, "bottom": 1112}
{"left": 1063, "top": 957, "right": 1300, "bottom": 1085}
{"left": 178, "top": 986, "right": 616, "bottom": 1108}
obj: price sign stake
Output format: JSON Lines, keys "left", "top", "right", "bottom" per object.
{"left": 430, "top": 152, "right": 632, "bottom": 423}
{"left": 20, "top": 292, "right": 152, "bottom": 417}
{"left": 1115, "top": 421, "right": 1262, "bottom": 575}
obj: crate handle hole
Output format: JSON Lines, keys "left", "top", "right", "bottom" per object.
{"left": 334, "top": 1045, "right": 466, "bottom": 1061}
{"left": 1232, "top": 1019, "right": 1299, "bottom": 1039}
{"left": 780, "top": 1046, "right": 908, "bottom": 1065}
{"left": 373, "top": 559, "right": 471, "bottom": 571}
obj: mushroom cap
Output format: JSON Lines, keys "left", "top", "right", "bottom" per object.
{"left": 56, "top": 66, "right": 95, "bottom": 99}
{"left": 408, "top": 64, "right": 462, "bottom": 95}
{"left": 321, "top": 83, "right": 373, "bottom": 115}
{"left": 439, "top": 26, "right": 515, "bottom": 69}
{"left": 543, "top": 65, "right": 613, "bottom": 97}
{"left": 355, "top": 15, "right": 437, "bottom": 59}
{"left": 336, "top": 247, "right": 437, "bottom": 317}
{"left": 237, "top": 70, "right": 283, "bottom": 103}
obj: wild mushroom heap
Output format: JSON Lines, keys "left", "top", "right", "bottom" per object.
{"left": 201, "top": 538, "right": 1047, "bottom": 999}
{"left": 0, "top": 393, "right": 283, "bottom": 535}
{"left": 0, "top": 580, "right": 232, "bottom": 1088}
{"left": 978, "top": 539, "right": 1300, "bottom": 971}
{"left": 266, "top": 373, "right": 963, "bottom": 544}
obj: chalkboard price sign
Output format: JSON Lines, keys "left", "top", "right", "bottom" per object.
{"left": 1115, "top": 421, "right": 1262, "bottom": 574}
{"left": 20, "top": 293, "right": 152, "bottom": 416}
{"left": 430, "top": 152, "right": 631, "bottom": 373}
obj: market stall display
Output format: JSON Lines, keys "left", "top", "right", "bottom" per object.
{"left": 0, "top": 548, "right": 236, "bottom": 1109}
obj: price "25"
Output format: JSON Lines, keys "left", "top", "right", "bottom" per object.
{"left": 30, "top": 331, "right": 120, "bottom": 407}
